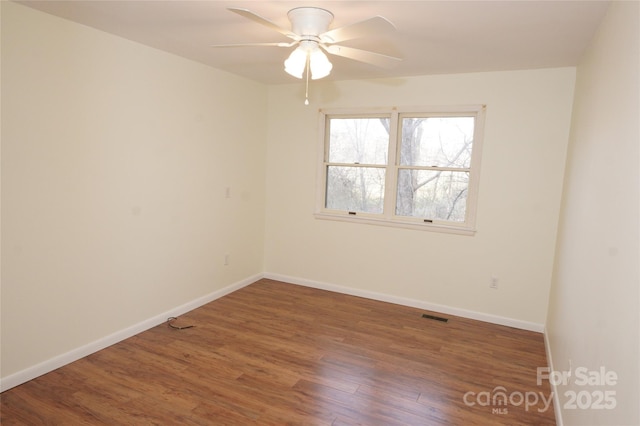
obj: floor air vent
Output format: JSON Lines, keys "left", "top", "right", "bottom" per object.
{"left": 422, "top": 313, "right": 449, "bottom": 323}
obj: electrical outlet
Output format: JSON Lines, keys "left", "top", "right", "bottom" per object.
{"left": 224, "top": 254, "right": 230, "bottom": 266}
{"left": 490, "top": 276, "right": 499, "bottom": 289}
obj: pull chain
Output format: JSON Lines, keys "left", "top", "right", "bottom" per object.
{"left": 304, "top": 53, "right": 310, "bottom": 105}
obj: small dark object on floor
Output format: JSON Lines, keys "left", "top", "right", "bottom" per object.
{"left": 422, "top": 313, "right": 449, "bottom": 323}
{"left": 167, "top": 316, "right": 195, "bottom": 330}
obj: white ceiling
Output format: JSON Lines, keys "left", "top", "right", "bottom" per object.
{"left": 17, "top": 1, "right": 610, "bottom": 85}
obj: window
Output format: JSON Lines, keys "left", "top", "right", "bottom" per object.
{"left": 316, "top": 106, "right": 485, "bottom": 234}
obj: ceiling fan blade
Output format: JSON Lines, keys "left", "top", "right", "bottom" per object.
{"left": 323, "top": 45, "right": 402, "bottom": 68}
{"left": 211, "top": 42, "right": 297, "bottom": 48}
{"left": 228, "top": 8, "right": 298, "bottom": 40}
{"left": 320, "top": 16, "right": 396, "bottom": 44}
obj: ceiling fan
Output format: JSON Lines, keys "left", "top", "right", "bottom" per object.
{"left": 212, "top": 7, "right": 402, "bottom": 103}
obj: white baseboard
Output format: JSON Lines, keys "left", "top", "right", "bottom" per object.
{"left": 264, "top": 272, "right": 545, "bottom": 333}
{"left": 544, "top": 327, "right": 564, "bottom": 426}
{"left": 0, "top": 274, "right": 261, "bottom": 392}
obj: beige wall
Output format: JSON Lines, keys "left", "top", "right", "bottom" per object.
{"left": 264, "top": 67, "right": 576, "bottom": 327}
{"left": 546, "top": 1, "right": 640, "bottom": 425}
{"left": 1, "top": 2, "right": 267, "bottom": 379}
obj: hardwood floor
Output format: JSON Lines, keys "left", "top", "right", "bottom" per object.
{"left": 1, "top": 279, "right": 556, "bottom": 425}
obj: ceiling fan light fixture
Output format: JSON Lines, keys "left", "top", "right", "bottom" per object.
{"left": 309, "top": 48, "right": 332, "bottom": 80}
{"left": 284, "top": 42, "right": 333, "bottom": 80}
{"left": 216, "top": 7, "right": 401, "bottom": 99}
{"left": 219, "top": 7, "right": 401, "bottom": 83}
{"left": 284, "top": 46, "right": 307, "bottom": 78}
{"left": 220, "top": 7, "right": 400, "bottom": 103}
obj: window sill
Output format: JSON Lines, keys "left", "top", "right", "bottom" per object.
{"left": 314, "top": 212, "right": 476, "bottom": 236}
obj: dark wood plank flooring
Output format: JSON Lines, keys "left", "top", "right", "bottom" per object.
{"left": 1, "top": 279, "right": 555, "bottom": 425}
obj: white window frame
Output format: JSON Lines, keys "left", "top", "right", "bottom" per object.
{"left": 315, "top": 105, "right": 486, "bottom": 235}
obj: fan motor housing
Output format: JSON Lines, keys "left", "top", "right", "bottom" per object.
{"left": 287, "top": 7, "right": 334, "bottom": 37}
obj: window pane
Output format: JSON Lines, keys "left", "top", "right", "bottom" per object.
{"left": 396, "top": 170, "right": 469, "bottom": 221}
{"left": 400, "top": 117, "right": 474, "bottom": 168}
{"left": 326, "top": 166, "right": 385, "bottom": 214}
{"left": 328, "top": 118, "right": 389, "bottom": 165}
